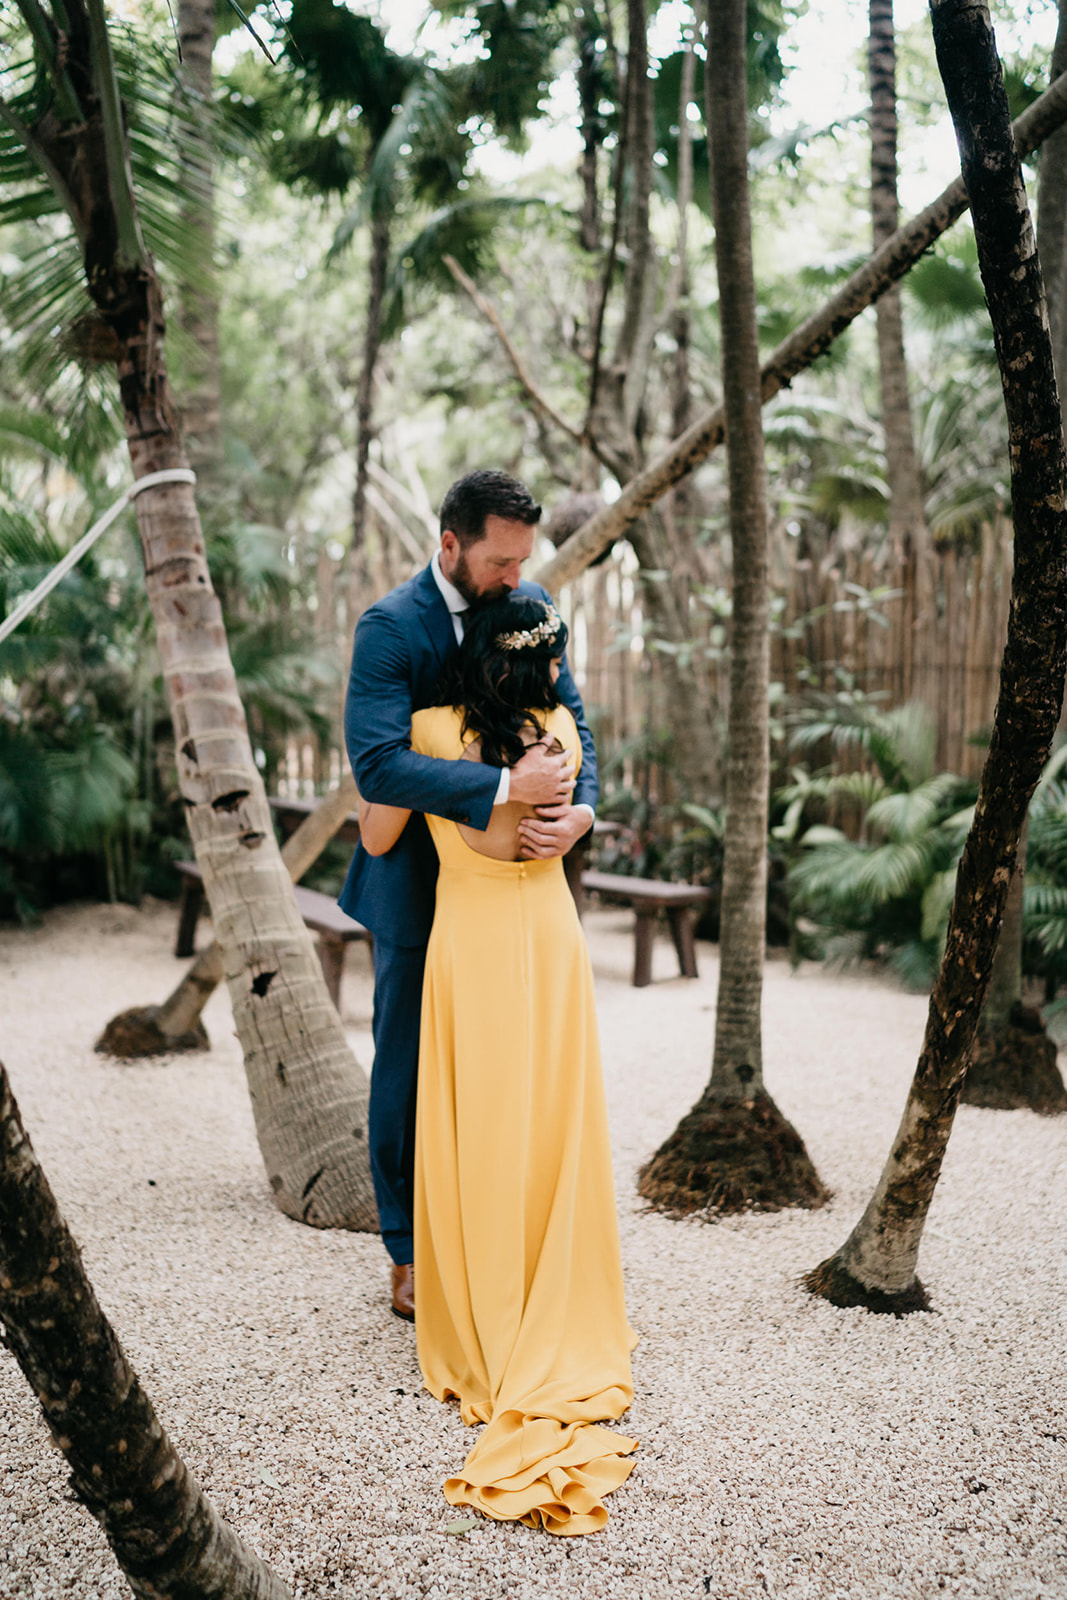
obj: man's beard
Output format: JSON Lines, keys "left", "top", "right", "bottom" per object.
{"left": 451, "top": 548, "right": 511, "bottom": 607}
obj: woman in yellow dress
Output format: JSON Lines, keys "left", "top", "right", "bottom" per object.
{"left": 359, "top": 594, "right": 637, "bottom": 1536}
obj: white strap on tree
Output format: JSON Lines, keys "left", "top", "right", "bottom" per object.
{"left": 0, "top": 467, "right": 198, "bottom": 647}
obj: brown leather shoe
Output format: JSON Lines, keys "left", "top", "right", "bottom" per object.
{"left": 391, "top": 1262, "right": 415, "bottom": 1322}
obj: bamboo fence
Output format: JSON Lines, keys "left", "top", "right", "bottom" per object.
{"left": 278, "top": 520, "right": 1016, "bottom": 804}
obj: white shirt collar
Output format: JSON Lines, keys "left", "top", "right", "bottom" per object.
{"left": 430, "top": 549, "right": 468, "bottom": 616}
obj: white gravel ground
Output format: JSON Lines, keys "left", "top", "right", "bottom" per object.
{"left": 0, "top": 898, "right": 1064, "bottom": 1600}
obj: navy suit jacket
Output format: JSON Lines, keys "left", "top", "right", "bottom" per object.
{"left": 339, "top": 566, "right": 598, "bottom": 948}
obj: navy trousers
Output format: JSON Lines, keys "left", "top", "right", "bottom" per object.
{"left": 368, "top": 937, "right": 426, "bottom": 1265}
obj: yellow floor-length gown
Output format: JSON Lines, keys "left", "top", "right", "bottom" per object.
{"left": 410, "top": 702, "right": 638, "bottom": 1536}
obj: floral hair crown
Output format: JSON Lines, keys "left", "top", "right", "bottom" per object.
{"left": 495, "top": 604, "right": 563, "bottom": 652}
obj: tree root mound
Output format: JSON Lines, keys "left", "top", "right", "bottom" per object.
{"left": 636, "top": 1089, "right": 831, "bottom": 1217}
{"left": 963, "top": 1005, "right": 1067, "bottom": 1114}
{"left": 802, "top": 1253, "right": 931, "bottom": 1315}
{"left": 94, "top": 1005, "right": 210, "bottom": 1059}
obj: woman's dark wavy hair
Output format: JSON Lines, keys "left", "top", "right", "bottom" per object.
{"left": 436, "top": 594, "right": 569, "bottom": 768}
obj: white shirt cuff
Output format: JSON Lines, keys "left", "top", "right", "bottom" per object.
{"left": 493, "top": 767, "right": 510, "bottom": 805}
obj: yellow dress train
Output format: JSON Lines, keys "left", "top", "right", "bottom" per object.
{"left": 410, "top": 704, "right": 637, "bottom": 1536}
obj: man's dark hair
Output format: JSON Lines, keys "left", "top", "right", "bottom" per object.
{"left": 435, "top": 593, "right": 568, "bottom": 768}
{"left": 438, "top": 469, "right": 542, "bottom": 547}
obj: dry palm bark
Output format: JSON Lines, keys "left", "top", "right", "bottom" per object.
{"left": 537, "top": 68, "right": 1067, "bottom": 593}
{"left": 638, "top": 0, "right": 828, "bottom": 1216}
{"left": 11, "top": 0, "right": 376, "bottom": 1231}
{"left": 0, "top": 1060, "right": 292, "bottom": 1600}
{"left": 805, "top": 0, "right": 1067, "bottom": 1312}
{"left": 95, "top": 775, "right": 360, "bottom": 1059}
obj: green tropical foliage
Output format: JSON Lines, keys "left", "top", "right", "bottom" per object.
{"left": 1017, "top": 750, "right": 1067, "bottom": 1011}
{"left": 784, "top": 698, "right": 975, "bottom": 988}
{"left": 0, "top": 0, "right": 1058, "bottom": 944}
{"left": 0, "top": 447, "right": 335, "bottom": 918}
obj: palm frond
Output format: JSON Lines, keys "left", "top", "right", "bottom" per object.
{"left": 383, "top": 195, "right": 547, "bottom": 337}
{"left": 887, "top": 938, "right": 941, "bottom": 991}
{"left": 49, "top": 730, "right": 137, "bottom": 850}
{"left": 0, "top": 722, "right": 60, "bottom": 854}
{"left": 865, "top": 774, "right": 961, "bottom": 842}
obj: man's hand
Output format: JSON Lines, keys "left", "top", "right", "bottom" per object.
{"left": 517, "top": 802, "right": 592, "bottom": 860}
{"left": 509, "top": 743, "right": 576, "bottom": 808}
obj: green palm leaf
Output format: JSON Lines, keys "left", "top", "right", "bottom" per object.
{"left": 49, "top": 730, "right": 137, "bottom": 850}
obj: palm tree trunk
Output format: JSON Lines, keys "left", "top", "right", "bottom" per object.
{"left": 27, "top": 0, "right": 376, "bottom": 1232}
{"left": 176, "top": 0, "right": 222, "bottom": 475}
{"left": 349, "top": 210, "right": 391, "bottom": 626}
{"left": 869, "top": 0, "right": 933, "bottom": 667}
{"left": 0, "top": 1061, "right": 292, "bottom": 1599}
{"left": 963, "top": 0, "right": 1067, "bottom": 1116}
{"left": 637, "top": 0, "right": 828, "bottom": 1216}
{"left": 536, "top": 67, "right": 1067, "bottom": 593}
{"left": 805, "top": 0, "right": 1067, "bottom": 1312}
{"left": 95, "top": 775, "right": 360, "bottom": 1058}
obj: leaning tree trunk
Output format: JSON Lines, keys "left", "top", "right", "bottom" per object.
{"left": 868, "top": 0, "right": 934, "bottom": 697}
{"left": 24, "top": 0, "right": 376, "bottom": 1232}
{"left": 964, "top": 0, "right": 1067, "bottom": 1116}
{"left": 95, "top": 774, "right": 360, "bottom": 1059}
{"left": 637, "top": 0, "right": 828, "bottom": 1216}
{"left": 536, "top": 67, "right": 1067, "bottom": 593}
{"left": 0, "top": 1061, "right": 292, "bottom": 1599}
{"left": 176, "top": 0, "right": 222, "bottom": 476}
{"left": 805, "top": 0, "right": 1067, "bottom": 1313}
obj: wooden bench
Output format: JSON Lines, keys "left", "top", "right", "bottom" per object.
{"left": 580, "top": 870, "right": 710, "bottom": 988}
{"left": 268, "top": 793, "right": 361, "bottom": 846}
{"left": 174, "top": 861, "right": 372, "bottom": 1012}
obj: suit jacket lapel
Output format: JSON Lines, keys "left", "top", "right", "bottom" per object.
{"left": 411, "top": 564, "right": 456, "bottom": 675}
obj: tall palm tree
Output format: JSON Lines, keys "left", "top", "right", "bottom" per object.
{"left": 175, "top": 0, "right": 221, "bottom": 476}
{"left": 637, "top": 0, "right": 828, "bottom": 1217}
{"left": 805, "top": 0, "right": 1067, "bottom": 1311}
{"left": 868, "top": 0, "right": 933, "bottom": 659}
{"left": 0, "top": 1, "right": 377, "bottom": 1232}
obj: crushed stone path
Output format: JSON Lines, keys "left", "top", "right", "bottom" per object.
{"left": 0, "top": 899, "right": 1064, "bottom": 1599}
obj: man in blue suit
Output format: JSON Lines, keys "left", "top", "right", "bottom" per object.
{"left": 340, "top": 470, "right": 598, "bottom": 1320}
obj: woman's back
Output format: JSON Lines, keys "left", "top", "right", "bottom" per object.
{"left": 411, "top": 703, "right": 581, "bottom": 865}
